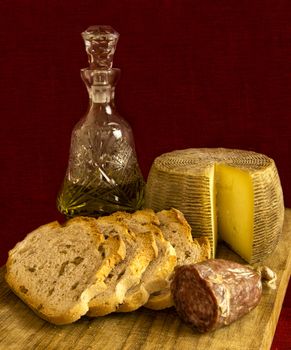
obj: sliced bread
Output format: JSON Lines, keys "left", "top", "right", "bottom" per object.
{"left": 87, "top": 214, "right": 157, "bottom": 316}
{"left": 5, "top": 217, "right": 125, "bottom": 325}
{"left": 144, "top": 208, "right": 211, "bottom": 310}
{"left": 111, "top": 209, "right": 177, "bottom": 312}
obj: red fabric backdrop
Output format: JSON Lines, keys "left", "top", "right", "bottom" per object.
{"left": 0, "top": 1, "right": 290, "bottom": 348}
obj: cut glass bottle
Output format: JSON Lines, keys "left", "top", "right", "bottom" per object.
{"left": 57, "top": 25, "right": 145, "bottom": 217}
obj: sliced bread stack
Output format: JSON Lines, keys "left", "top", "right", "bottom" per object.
{"left": 5, "top": 208, "right": 211, "bottom": 324}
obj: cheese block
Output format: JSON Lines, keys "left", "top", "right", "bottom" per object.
{"left": 145, "top": 148, "right": 284, "bottom": 263}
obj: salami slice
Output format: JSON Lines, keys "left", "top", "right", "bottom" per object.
{"left": 170, "top": 259, "right": 262, "bottom": 332}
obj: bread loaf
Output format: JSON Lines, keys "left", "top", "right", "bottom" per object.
{"left": 5, "top": 209, "right": 211, "bottom": 323}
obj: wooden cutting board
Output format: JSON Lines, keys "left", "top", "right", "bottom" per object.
{"left": 0, "top": 209, "right": 290, "bottom": 350}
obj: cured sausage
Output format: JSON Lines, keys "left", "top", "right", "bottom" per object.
{"left": 170, "top": 259, "right": 262, "bottom": 332}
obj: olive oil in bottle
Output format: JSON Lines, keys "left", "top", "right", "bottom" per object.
{"left": 57, "top": 25, "right": 145, "bottom": 217}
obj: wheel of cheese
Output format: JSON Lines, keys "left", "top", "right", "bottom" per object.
{"left": 145, "top": 148, "right": 284, "bottom": 263}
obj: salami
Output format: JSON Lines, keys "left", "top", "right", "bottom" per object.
{"left": 170, "top": 259, "right": 262, "bottom": 332}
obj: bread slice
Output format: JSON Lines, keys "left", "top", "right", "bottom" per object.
{"left": 5, "top": 217, "right": 125, "bottom": 325}
{"left": 111, "top": 209, "right": 177, "bottom": 312}
{"left": 87, "top": 214, "right": 157, "bottom": 316}
{"left": 144, "top": 208, "right": 211, "bottom": 310}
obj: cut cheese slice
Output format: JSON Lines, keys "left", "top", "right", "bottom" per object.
{"left": 216, "top": 164, "right": 254, "bottom": 262}
{"left": 145, "top": 148, "right": 284, "bottom": 263}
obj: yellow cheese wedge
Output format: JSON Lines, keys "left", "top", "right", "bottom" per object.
{"left": 145, "top": 148, "right": 284, "bottom": 263}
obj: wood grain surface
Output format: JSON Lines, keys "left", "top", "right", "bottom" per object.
{"left": 0, "top": 209, "right": 290, "bottom": 350}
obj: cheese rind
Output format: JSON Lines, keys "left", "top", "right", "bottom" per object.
{"left": 145, "top": 148, "right": 284, "bottom": 263}
{"left": 146, "top": 161, "right": 216, "bottom": 257}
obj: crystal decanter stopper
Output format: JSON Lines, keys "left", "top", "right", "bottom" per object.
{"left": 57, "top": 25, "right": 145, "bottom": 217}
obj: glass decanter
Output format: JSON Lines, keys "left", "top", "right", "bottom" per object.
{"left": 57, "top": 25, "right": 145, "bottom": 217}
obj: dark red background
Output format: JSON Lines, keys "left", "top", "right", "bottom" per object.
{"left": 0, "top": 1, "right": 290, "bottom": 348}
